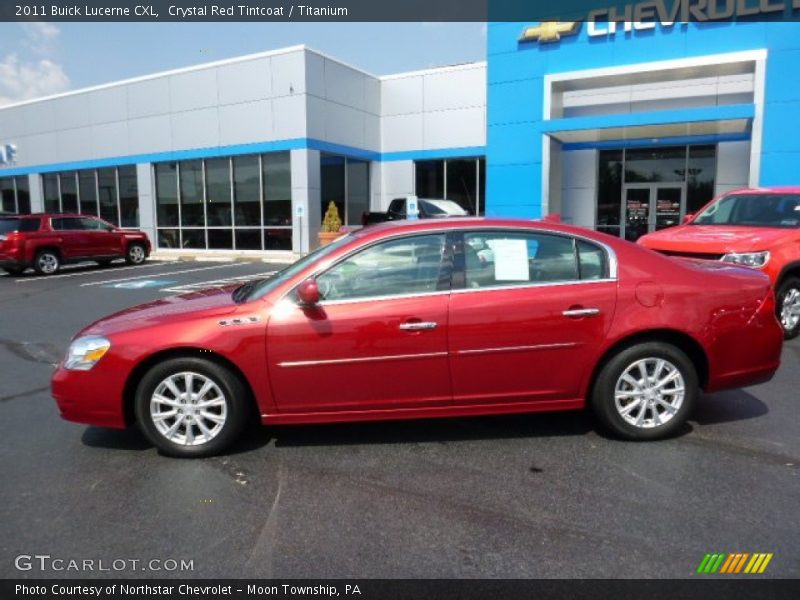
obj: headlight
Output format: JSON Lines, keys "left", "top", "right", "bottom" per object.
{"left": 64, "top": 336, "right": 111, "bottom": 371}
{"left": 721, "top": 251, "right": 770, "bottom": 268}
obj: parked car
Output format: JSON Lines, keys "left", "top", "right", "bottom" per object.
{"left": 638, "top": 187, "right": 800, "bottom": 339}
{"left": 52, "top": 218, "right": 782, "bottom": 457}
{"left": 0, "top": 213, "right": 151, "bottom": 276}
{"left": 362, "top": 197, "right": 469, "bottom": 226}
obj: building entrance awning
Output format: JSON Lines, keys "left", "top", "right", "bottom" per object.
{"left": 542, "top": 103, "right": 754, "bottom": 149}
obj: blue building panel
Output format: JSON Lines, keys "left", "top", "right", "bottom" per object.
{"left": 486, "top": 20, "right": 800, "bottom": 218}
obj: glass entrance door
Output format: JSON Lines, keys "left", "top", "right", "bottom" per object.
{"left": 622, "top": 184, "right": 685, "bottom": 242}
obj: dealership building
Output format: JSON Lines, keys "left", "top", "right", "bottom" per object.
{"left": 1, "top": 20, "right": 799, "bottom": 253}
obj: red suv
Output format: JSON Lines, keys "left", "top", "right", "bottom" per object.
{"left": 638, "top": 187, "right": 800, "bottom": 338}
{"left": 0, "top": 213, "right": 151, "bottom": 276}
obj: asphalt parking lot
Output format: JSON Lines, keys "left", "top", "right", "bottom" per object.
{"left": 0, "top": 258, "right": 798, "bottom": 579}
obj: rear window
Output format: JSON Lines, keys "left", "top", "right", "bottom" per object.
{"left": 0, "top": 219, "right": 20, "bottom": 235}
{"left": 0, "top": 218, "right": 38, "bottom": 234}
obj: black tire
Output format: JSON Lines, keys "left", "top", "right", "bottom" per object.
{"left": 134, "top": 357, "right": 250, "bottom": 458}
{"left": 125, "top": 243, "right": 147, "bottom": 265}
{"left": 33, "top": 249, "right": 60, "bottom": 275}
{"left": 776, "top": 277, "right": 800, "bottom": 340}
{"left": 2, "top": 266, "right": 24, "bottom": 276}
{"left": 591, "top": 342, "right": 697, "bottom": 441}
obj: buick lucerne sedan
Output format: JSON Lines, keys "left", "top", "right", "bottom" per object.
{"left": 52, "top": 219, "right": 783, "bottom": 457}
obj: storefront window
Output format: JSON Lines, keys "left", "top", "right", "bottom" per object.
{"left": 687, "top": 145, "right": 716, "bottom": 214}
{"left": 346, "top": 159, "right": 369, "bottom": 227}
{"left": 595, "top": 145, "right": 716, "bottom": 241}
{"left": 597, "top": 150, "right": 623, "bottom": 236}
{"left": 43, "top": 174, "right": 59, "bottom": 213}
{"left": 118, "top": 166, "right": 139, "bottom": 228}
{"left": 79, "top": 171, "right": 97, "bottom": 216}
{"left": 624, "top": 147, "right": 686, "bottom": 183}
{"left": 0, "top": 177, "right": 15, "bottom": 213}
{"left": 320, "top": 155, "right": 346, "bottom": 226}
{"left": 155, "top": 151, "right": 292, "bottom": 251}
{"left": 415, "top": 157, "right": 485, "bottom": 215}
{"left": 15, "top": 177, "right": 30, "bottom": 214}
{"left": 98, "top": 168, "right": 119, "bottom": 225}
{"left": 59, "top": 172, "right": 78, "bottom": 213}
{"left": 35, "top": 167, "right": 137, "bottom": 226}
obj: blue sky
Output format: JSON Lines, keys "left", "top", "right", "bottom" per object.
{"left": 0, "top": 22, "right": 486, "bottom": 105}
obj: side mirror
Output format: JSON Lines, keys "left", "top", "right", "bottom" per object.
{"left": 683, "top": 213, "right": 694, "bottom": 224}
{"left": 296, "top": 279, "right": 320, "bottom": 306}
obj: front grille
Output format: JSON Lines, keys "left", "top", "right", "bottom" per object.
{"left": 656, "top": 250, "right": 725, "bottom": 261}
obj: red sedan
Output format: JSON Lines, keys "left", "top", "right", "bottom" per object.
{"left": 52, "top": 219, "right": 782, "bottom": 457}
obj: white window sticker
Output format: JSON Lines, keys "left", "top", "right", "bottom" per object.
{"left": 491, "top": 239, "right": 530, "bottom": 281}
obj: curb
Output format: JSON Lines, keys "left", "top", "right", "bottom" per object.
{"left": 150, "top": 253, "right": 299, "bottom": 265}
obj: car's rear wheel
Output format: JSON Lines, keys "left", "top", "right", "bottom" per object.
{"left": 591, "top": 342, "right": 697, "bottom": 440}
{"left": 135, "top": 357, "right": 250, "bottom": 458}
{"left": 777, "top": 277, "right": 800, "bottom": 340}
{"left": 125, "top": 243, "right": 147, "bottom": 265}
{"left": 34, "top": 250, "right": 60, "bottom": 275}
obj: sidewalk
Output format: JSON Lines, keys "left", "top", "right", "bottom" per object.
{"left": 150, "top": 250, "right": 301, "bottom": 264}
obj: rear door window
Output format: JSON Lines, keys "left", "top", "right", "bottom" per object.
{"left": 51, "top": 217, "right": 85, "bottom": 231}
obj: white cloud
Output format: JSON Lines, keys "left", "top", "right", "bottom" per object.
{"left": 0, "top": 23, "right": 69, "bottom": 106}
{"left": 21, "top": 22, "right": 61, "bottom": 54}
{"left": 0, "top": 54, "right": 70, "bottom": 106}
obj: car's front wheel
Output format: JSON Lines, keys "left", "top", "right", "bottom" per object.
{"left": 135, "top": 357, "right": 250, "bottom": 458}
{"left": 777, "top": 277, "right": 800, "bottom": 340}
{"left": 591, "top": 342, "right": 697, "bottom": 440}
{"left": 125, "top": 243, "right": 147, "bottom": 265}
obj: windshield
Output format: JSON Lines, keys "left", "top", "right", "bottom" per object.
{"left": 0, "top": 218, "right": 21, "bottom": 235}
{"left": 245, "top": 234, "right": 354, "bottom": 301}
{"left": 420, "top": 199, "right": 469, "bottom": 216}
{"left": 693, "top": 193, "right": 800, "bottom": 227}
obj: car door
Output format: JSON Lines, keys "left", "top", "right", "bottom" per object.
{"left": 80, "top": 217, "right": 119, "bottom": 256}
{"left": 50, "top": 217, "right": 93, "bottom": 259}
{"left": 448, "top": 229, "right": 618, "bottom": 405}
{"left": 266, "top": 232, "right": 454, "bottom": 413}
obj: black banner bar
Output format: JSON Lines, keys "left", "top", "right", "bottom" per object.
{"left": 3, "top": 579, "right": 800, "bottom": 600}
{"left": 2, "top": 0, "right": 800, "bottom": 22}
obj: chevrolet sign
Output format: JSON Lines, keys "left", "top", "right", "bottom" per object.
{"left": 520, "top": 22, "right": 580, "bottom": 43}
{"left": 0, "top": 143, "right": 16, "bottom": 167}
{"left": 521, "top": 0, "right": 800, "bottom": 44}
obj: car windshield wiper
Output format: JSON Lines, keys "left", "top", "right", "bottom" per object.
{"left": 232, "top": 279, "right": 264, "bottom": 303}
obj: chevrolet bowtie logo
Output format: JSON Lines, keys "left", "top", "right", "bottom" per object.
{"left": 520, "top": 21, "right": 580, "bottom": 43}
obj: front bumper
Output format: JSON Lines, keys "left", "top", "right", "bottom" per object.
{"left": 51, "top": 363, "right": 128, "bottom": 429}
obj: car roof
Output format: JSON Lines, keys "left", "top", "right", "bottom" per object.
{"left": 726, "top": 186, "right": 800, "bottom": 195}
{"left": 352, "top": 217, "right": 611, "bottom": 242}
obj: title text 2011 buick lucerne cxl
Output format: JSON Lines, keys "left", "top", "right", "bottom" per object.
{"left": 52, "top": 219, "right": 783, "bottom": 457}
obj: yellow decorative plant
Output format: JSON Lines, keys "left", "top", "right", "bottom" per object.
{"left": 321, "top": 201, "right": 343, "bottom": 233}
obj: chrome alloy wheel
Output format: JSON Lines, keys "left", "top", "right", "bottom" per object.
{"left": 780, "top": 287, "right": 800, "bottom": 331}
{"left": 129, "top": 245, "right": 146, "bottom": 264}
{"left": 614, "top": 358, "right": 685, "bottom": 429}
{"left": 149, "top": 372, "right": 227, "bottom": 446}
{"left": 37, "top": 253, "right": 59, "bottom": 274}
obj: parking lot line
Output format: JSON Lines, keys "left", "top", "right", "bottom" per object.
{"left": 160, "top": 271, "right": 276, "bottom": 293}
{"left": 15, "top": 261, "right": 179, "bottom": 283}
{"left": 80, "top": 263, "right": 249, "bottom": 287}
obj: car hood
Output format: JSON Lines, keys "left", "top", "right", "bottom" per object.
{"left": 639, "top": 225, "right": 792, "bottom": 253}
{"left": 81, "top": 285, "right": 241, "bottom": 336}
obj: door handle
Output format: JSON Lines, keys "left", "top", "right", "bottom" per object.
{"left": 399, "top": 321, "right": 438, "bottom": 331}
{"left": 562, "top": 307, "right": 601, "bottom": 318}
